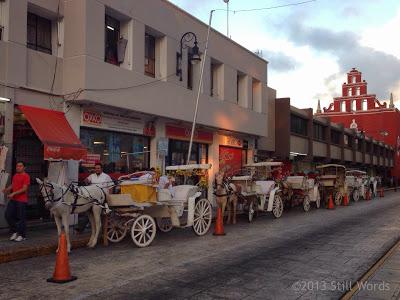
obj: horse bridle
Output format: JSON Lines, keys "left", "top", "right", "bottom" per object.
{"left": 39, "top": 182, "right": 70, "bottom": 205}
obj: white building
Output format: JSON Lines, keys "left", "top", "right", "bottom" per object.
{"left": 0, "top": 0, "right": 276, "bottom": 226}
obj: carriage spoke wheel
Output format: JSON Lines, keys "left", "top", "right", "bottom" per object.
{"left": 248, "top": 201, "right": 255, "bottom": 223}
{"left": 272, "top": 195, "right": 283, "bottom": 218}
{"left": 131, "top": 215, "right": 156, "bottom": 248}
{"left": 193, "top": 199, "right": 212, "bottom": 236}
{"left": 334, "top": 192, "right": 343, "bottom": 206}
{"left": 106, "top": 215, "right": 127, "bottom": 243}
{"left": 156, "top": 217, "right": 173, "bottom": 233}
{"left": 353, "top": 189, "right": 360, "bottom": 202}
{"left": 303, "top": 195, "right": 311, "bottom": 212}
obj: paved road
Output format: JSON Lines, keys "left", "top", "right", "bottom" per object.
{"left": 1, "top": 193, "right": 400, "bottom": 300}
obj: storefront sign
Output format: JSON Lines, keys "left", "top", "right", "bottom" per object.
{"left": 219, "top": 146, "right": 242, "bottom": 176}
{"left": 143, "top": 122, "right": 156, "bottom": 137}
{"left": 44, "top": 145, "right": 87, "bottom": 161}
{"left": 165, "top": 124, "right": 213, "bottom": 144}
{"left": 81, "top": 154, "right": 101, "bottom": 168}
{"left": 220, "top": 136, "right": 243, "bottom": 148}
{"left": 81, "top": 110, "right": 144, "bottom": 134}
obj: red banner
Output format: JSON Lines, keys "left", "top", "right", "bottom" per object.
{"left": 44, "top": 144, "right": 87, "bottom": 161}
{"left": 219, "top": 146, "right": 243, "bottom": 176}
{"left": 166, "top": 124, "right": 213, "bottom": 144}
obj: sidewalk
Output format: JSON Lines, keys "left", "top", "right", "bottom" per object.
{"left": 0, "top": 227, "right": 90, "bottom": 264}
{"left": 352, "top": 240, "right": 400, "bottom": 299}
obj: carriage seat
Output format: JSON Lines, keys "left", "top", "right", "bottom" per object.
{"left": 255, "top": 181, "right": 275, "bottom": 194}
{"left": 286, "top": 176, "right": 306, "bottom": 190}
{"left": 158, "top": 185, "right": 199, "bottom": 203}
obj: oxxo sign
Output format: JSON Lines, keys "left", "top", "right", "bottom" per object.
{"left": 82, "top": 111, "right": 102, "bottom": 126}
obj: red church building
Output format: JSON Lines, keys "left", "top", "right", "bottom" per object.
{"left": 316, "top": 68, "right": 399, "bottom": 178}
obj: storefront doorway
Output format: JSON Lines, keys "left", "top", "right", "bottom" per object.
{"left": 13, "top": 110, "right": 48, "bottom": 221}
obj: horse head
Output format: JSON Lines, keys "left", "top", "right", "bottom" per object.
{"left": 36, "top": 178, "right": 64, "bottom": 209}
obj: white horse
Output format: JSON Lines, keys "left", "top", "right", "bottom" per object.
{"left": 36, "top": 178, "right": 107, "bottom": 252}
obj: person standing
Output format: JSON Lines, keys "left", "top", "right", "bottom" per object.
{"left": 3, "top": 161, "right": 30, "bottom": 242}
{"left": 75, "top": 163, "right": 112, "bottom": 233}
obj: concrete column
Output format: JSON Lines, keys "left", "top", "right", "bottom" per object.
{"left": 132, "top": 20, "right": 145, "bottom": 75}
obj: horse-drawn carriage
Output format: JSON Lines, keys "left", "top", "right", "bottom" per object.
{"left": 105, "top": 164, "right": 213, "bottom": 247}
{"left": 345, "top": 170, "right": 367, "bottom": 202}
{"left": 286, "top": 175, "right": 321, "bottom": 211}
{"left": 316, "top": 164, "right": 348, "bottom": 206}
{"left": 225, "top": 162, "right": 290, "bottom": 222}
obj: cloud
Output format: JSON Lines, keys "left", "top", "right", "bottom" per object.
{"left": 277, "top": 18, "right": 400, "bottom": 100}
{"left": 257, "top": 49, "right": 299, "bottom": 71}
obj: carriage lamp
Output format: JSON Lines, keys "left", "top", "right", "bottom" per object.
{"left": 176, "top": 32, "right": 201, "bottom": 81}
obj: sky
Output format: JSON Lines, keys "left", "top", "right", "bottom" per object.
{"left": 169, "top": 0, "right": 400, "bottom": 110}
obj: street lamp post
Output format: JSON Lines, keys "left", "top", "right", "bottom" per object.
{"left": 176, "top": 32, "right": 201, "bottom": 82}
{"left": 223, "top": 0, "right": 229, "bottom": 37}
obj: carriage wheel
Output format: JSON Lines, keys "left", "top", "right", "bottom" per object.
{"left": 248, "top": 201, "right": 255, "bottom": 223}
{"left": 106, "top": 214, "right": 127, "bottom": 243}
{"left": 193, "top": 198, "right": 212, "bottom": 236}
{"left": 272, "top": 194, "right": 283, "bottom": 218}
{"left": 303, "top": 195, "right": 311, "bottom": 212}
{"left": 334, "top": 192, "right": 343, "bottom": 206}
{"left": 131, "top": 215, "right": 156, "bottom": 248}
{"left": 156, "top": 217, "right": 173, "bottom": 233}
{"left": 352, "top": 189, "right": 360, "bottom": 202}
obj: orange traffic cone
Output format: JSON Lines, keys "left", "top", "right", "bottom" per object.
{"left": 327, "top": 194, "right": 335, "bottom": 209}
{"left": 379, "top": 188, "right": 384, "bottom": 198}
{"left": 47, "top": 232, "right": 77, "bottom": 283}
{"left": 213, "top": 207, "right": 226, "bottom": 236}
{"left": 343, "top": 193, "right": 349, "bottom": 206}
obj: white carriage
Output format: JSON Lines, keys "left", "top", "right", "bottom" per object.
{"left": 285, "top": 175, "right": 321, "bottom": 212}
{"left": 233, "top": 162, "right": 287, "bottom": 221}
{"left": 105, "top": 164, "right": 213, "bottom": 247}
{"left": 317, "top": 164, "right": 348, "bottom": 206}
{"left": 345, "top": 170, "right": 366, "bottom": 202}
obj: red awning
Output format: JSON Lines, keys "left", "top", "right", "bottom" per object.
{"left": 18, "top": 105, "right": 87, "bottom": 160}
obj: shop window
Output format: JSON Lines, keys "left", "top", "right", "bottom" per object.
{"left": 331, "top": 130, "right": 341, "bottom": 145}
{"left": 313, "top": 123, "right": 326, "bottom": 141}
{"left": 105, "top": 14, "right": 120, "bottom": 65}
{"left": 167, "top": 139, "right": 208, "bottom": 166}
{"left": 145, "top": 33, "right": 156, "bottom": 77}
{"left": 290, "top": 114, "right": 308, "bottom": 136}
{"left": 80, "top": 128, "right": 149, "bottom": 175}
{"left": 27, "top": 12, "right": 52, "bottom": 54}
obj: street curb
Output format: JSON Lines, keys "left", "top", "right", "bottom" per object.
{"left": 340, "top": 237, "right": 400, "bottom": 300}
{"left": 0, "top": 236, "right": 90, "bottom": 264}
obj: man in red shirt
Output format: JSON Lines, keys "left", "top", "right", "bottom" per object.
{"left": 3, "top": 161, "right": 30, "bottom": 242}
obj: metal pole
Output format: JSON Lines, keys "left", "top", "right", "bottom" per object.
{"left": 227, "top": 2, "right": 229, "bottom": 37}
{"left": 186, "top": 11, "right": 214, "bottom": 164}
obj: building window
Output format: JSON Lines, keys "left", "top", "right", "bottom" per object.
{"left": 331, "top": 130, "right": 341, "bottom": 145}
{"left": 27, "top": 12, "right": 52, "bottom": 54}
{"left": 351, "top": 100, "right": 356, "bottom": 111}
{"left": 80, "top": 127, "right": 150, "bottom": 174}
{"left": 0, "top": 26, "right": 3, "bottom": 41}
{"left": 345, "top": 135, "right": 353, "bottom": 148}
{"left": 356, "top": 139, "right": 362, "bottom": 151}
{"left": 145, "top": 33, "right": 156, "bottom": 77}
{"left": 167, "top": 139, "right": 208, "bottom": 166}
{"left": 348, "top": 88, "right": 352, "bottom": 96}
{"left": 236, "top": 74, "right": 240, "bottom": 103}
{"left": 356, "top": 87, "right": 360, "bottom": 96}
{"left": 291, "top": 114, "right": 308, "bottom": 136}
{"left": 313, "top": 123, "right": 326, "bottom": 141}
{"left": 341, "top": 101, "right": 346, "bottom": 112}
{"left": 105, "top": 15, "right": 120, "bottom": 65}
{"left": 362, "top": 99, "right": 368, "bottom": 110}
{"left": 352, "top": 76, "right": 356, "bottom": 83}
{"left": 210, "top": 63, "right": 216, "bottom": 96}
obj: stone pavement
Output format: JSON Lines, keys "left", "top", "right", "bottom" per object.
{"left": 0, "top": 227, "right": 90, "bottom": 263}
{"left": 352, "top": 240, "right": 400, "bottom": 299}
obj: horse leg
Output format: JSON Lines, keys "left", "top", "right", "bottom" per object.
{"left": 89, "top": 205, "right": 102, "bottom": 248}
{"left": 87, "top": 211, "right": 95, "bottom": 247}
{"left": 226, "top": 197, "right": 232, "bottom": 224}
{"left": 61, "top": 214, "right": 71, "bottom": 253}
{"left": 221, "top": 196, "right": 227, "bottom": 224}
{"left": 232, "top": 195, "right": 238, "bottom": 224}
{"left": 54, "top": 214, "right": 62, "bottom": 253}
